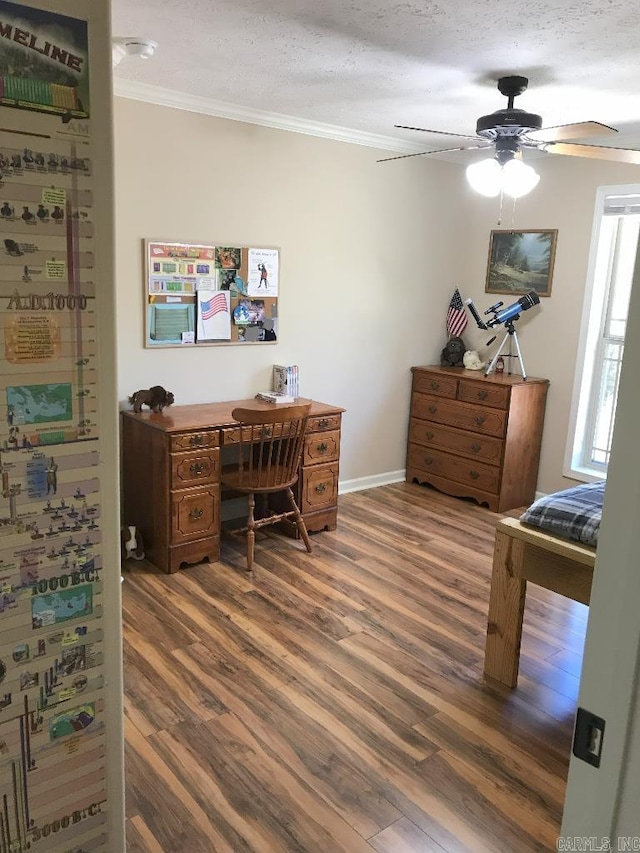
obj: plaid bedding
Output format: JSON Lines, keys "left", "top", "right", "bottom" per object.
{"left": 519, "top": 481, "right": 605, "bottom": 548}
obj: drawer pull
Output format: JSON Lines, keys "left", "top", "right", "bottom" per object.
{"left": 429, "top": 380, "right": 440, "bottom": 391}
{"left": 469, "top": 470, "right": 480, "bottom": 480}
{"left": 317, "top": 442, "right": 328, "bottom": 454}
{"left": 189, "top": 463, "right": 205, "bottom": 475}
{"left": 315, "top": 483, "right": 327, "bottom": 494}
{"left": 319, "top": 418, "right": 330, "bottom": 429}
{"left": 189, "top": 435, "right": 204, "bottom": 447}
{"left": 478, "top": 390, "right": 488, "bottom": 401}
{"left": 260, "top": 426, "right": 273, "bottom": 438}
{"left": 423, "top": 457, "right": 433, "bottom": 466}
{"left": 470, "top": 442, "right": 481, "bottom": 453}
{"left": 475, "top": 415, "right": 486, "bottom": 426}
{"left": 425, "top": 431, "right": 434, "bottom": 440}
{"left": 428, "top": 405, "right": 437, "bottom": 415}
{"left": 189, "top": 507, "right": 204, "bottom": 520}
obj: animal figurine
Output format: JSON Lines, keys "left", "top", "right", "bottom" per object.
{"left": 440, "top": 336, "right": 467, "bottom": 367}
{"left": 128, "top": 385, "right": 175, "bottom": 413}
{"left": 463, "top": 350, "right": 486, "bottom": 370}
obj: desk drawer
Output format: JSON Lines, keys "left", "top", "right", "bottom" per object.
{"left": 407, "top": 445, "right": 500, "bottom": 493}
{"left": 303, "top": 430, "right": 340, "bottom": 465}
{"left": 308, "top": 414, "right": 341, "bottom": 433}
{"left": 412, "top": 372, "right": 457, "bottom": 398}
{"left": 411, "top": 393, "right": 507, "bottom": 438}
{"left": 171, "top": 448, "right": 219, "bottom": 488}
{"left": 408, "top": 418, "right": 503, "bottom": 465}
{"left": 171, "top": 487, "right": 219, "bottom": 543}
{"left": 300, "top": 463, "right": 339, "bottom": 512}
{"left": 457, "top": 380, "right": 509, "bottom": 409}
{"left": 171, "top": 431, "right": 219, "bottom": 452}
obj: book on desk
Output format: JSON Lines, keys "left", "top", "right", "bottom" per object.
{"left": 255, "top": 391, "right": 296, "bottom": 404}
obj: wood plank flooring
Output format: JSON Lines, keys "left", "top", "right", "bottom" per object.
{"left": 122, "top": 483, "right": 587, "bottom": 852}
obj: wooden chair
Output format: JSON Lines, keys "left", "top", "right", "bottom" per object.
{"left": 221, "top": 403, "right": 313, "bottom": 570}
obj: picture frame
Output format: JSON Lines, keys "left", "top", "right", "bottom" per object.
{"left": 485, "top": 229, "right": 557, "bottom": 297}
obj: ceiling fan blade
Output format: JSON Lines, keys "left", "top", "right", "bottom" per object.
{"left": 543, "top": 140, "right": 640, "bottom": 164}
{"left": 526, "top": 121, "right": 618, "bottom": 142}
{"left": 377, "top": 144, "right": 488, "bottom": 164}
{"left": 395, "top": 125, "right": 479, "bottom": 140}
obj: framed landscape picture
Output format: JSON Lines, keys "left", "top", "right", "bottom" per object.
{"left": 485, "top": 229, "right": 557, "bottom": 296}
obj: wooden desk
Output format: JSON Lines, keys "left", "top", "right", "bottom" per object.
{"left": 121, "top": 399, "right": 344, "bottom": 573}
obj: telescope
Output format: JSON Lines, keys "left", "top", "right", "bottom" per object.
{"left": 465, "top": 290, "right": 540, "bottom": 330}
{"left": 464, "top": 290, "right": 540, "bottom": 379}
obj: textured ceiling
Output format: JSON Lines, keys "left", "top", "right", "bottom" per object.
{"left": 111, "top": 0, "right": 640, "bottom": 161}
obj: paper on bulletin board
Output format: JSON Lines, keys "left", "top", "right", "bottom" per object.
{"left": 197, "top": 289, "right": 231, "bottom": 340}
{"left": 247, "top": 247, "right": 279, "bottom": 297}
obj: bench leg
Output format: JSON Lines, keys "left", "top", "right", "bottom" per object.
{"left": 484, "top": 530, "right": 527, "bottom": 688}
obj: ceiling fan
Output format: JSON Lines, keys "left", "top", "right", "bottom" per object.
{"left": 379, "top": 75, "right": 640, "bottom": 167}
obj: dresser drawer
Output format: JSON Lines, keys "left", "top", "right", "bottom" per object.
{"left": 408, "top": 418, "right": 503, "bottom": 465}
{"left": 171, "top": 487, "right": 219, "bottom": 543}
{"left": 412, "top": 372, "right": 457, "bottom": 398}
{"left": 303, "top": 430, "right": 340, "bottom": 465}
{"left": 457, "top": 380, "right": 509, "bottom": 409}
{"left": 407, "top": 445, "right": 500, "bottom": 494}
{"left": 300, "top": 463, "right": 339, "bottom": 512}
{"left": 171, "top": 448, "right": 220, "bottom": 488}
{"left": 170, "top": 431, "right": 219, "bottom": 452}
{"left": 307, "top": 414, "right": 341, "bottom": 433}
{"left": 411, "top": 393, "right": 508, "bottom": 438}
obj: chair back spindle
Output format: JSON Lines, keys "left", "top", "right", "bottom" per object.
{"left": 232, "top": 404, "right": 311, "bottom": 492}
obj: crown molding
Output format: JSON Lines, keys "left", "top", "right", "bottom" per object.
{"left": 112, "top": 78, "right": 430, "bottom": 154}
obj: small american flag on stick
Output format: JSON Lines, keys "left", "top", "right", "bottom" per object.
{"left": 446, "top": 288, "right": 468, "bottom": 338}
{"left": 201, "top": 292, "right": 228, "bottom": 320}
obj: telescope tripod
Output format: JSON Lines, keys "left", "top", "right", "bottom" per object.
{"left": 484, "top": 320, "right": 528, "bottom": 380}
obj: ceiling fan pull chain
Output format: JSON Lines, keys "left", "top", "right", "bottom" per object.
{"left": 497, "top": 188, "right": 504, "bottom": 226}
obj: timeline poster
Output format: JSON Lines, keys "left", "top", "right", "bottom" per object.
{"left": 0, "top": 2, "right": 111, "bottom": 851}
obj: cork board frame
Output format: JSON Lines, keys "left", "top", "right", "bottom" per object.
{"left": 143, "top": 239, "right": 279, "bottom": 347}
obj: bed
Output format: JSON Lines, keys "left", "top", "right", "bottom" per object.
{"left": 483, "top": 481, "right": 604, "bottom": 687}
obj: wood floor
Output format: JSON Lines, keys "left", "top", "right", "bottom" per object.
{"left": 122, "top": 483, "right": 587, "bottom": 853}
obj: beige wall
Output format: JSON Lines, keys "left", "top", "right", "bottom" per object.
{"left": 114, "top": 97, "right": 465, "bottom": 484}
{"left": 455, "top": 155, "right": 640, "bottom": 494}
{"left": 114, "top": 96, "right": 640, "bottom": 494}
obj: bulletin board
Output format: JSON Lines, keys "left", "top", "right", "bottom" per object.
{"left": 144, "top": 240, "right": 279, "bottom": 347}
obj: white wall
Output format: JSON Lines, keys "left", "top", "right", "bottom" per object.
{"left": 114, "top": 97, "right": 640, "bottom": 494}
{"left": 114, "top": 97, "right": 465, "bottom": 484}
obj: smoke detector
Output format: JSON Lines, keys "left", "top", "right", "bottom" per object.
{"left": 112, "top": 38, "right": 158, "bottom": 67}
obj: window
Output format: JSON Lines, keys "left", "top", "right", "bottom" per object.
{"left": 565, "top": 185, "right": 640, "bottom": 480}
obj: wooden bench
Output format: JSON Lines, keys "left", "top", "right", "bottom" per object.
{"left": 483, "top": 516, "right": 597, "bottom": 687}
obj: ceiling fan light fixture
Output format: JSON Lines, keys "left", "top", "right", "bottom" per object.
{"left": 466, "top": 157, "right": 539, "bottom": 199}
{"left": 465, "top": 158, "right": 503, "bottom": 197}
{"left": 501, "top": 159, "right": 540, "bottom": 198}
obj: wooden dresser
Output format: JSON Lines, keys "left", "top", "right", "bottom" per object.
{"left": 406, "top": 366, "right": 548, "bottom": 512}
{"left": 121, "top": 398, "right": 344, "bottom": 573}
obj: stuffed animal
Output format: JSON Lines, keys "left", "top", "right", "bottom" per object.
{"left": 120, "top": 525, "right": 145, "bottom": 567}
{"left": 440, "top": 336, "right": 467, "bottom": 367}
{"left": 128, "top": 385, "right": 175, "bottom": 413}
{"left": 463, "top": 350, "right": 486, "bottom": 370}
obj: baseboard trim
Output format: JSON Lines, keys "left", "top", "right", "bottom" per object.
{"left": 339, "top": 471, "right": 406, "bottom": 495}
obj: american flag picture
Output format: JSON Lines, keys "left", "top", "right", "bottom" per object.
{"left": 201, "top": 292, "right": 228, "bottom": 320}
{"left": 446, "top": 288, "right": 468, "bottom": 338}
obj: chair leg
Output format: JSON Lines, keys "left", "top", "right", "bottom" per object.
{"left": 247, "top": 491, "right": 256, "bottom": 571}
{"left": 286, "top": 487, "right": 312, "bottom": 553}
